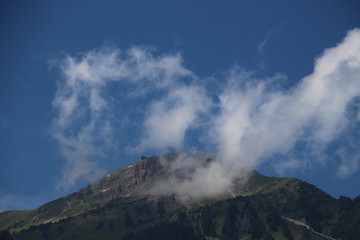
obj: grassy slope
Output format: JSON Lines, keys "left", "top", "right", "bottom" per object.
{"left": 2, "top": 156, "right": 358, "bottom": 239}
{"left": 0, "top": 211, "right": 33, "bottom": 232}
{"left": 7, "top": 174, "right": 358, "bottom": 240}
{"left": 0, "top": 156, "right": 163, "bottom": 232}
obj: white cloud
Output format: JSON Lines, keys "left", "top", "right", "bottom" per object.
{"left": 148, "top": 28, "right": 360, "bottom": 202}
{"left": 138, "top": 85, "right": 210, "bottom": 151}
{"left": 51, "top": 29, "right": 360, "bottom": 200}
{"left": 336, "top": 147, "right": 360, "bottom": 178}
{"left": 257, "top": 29, "right": 281, "bottom": 55}
{"left": 52, "top": 46, "right": 193, "bottom": 191}
{"left": 213, "top": 28, "right": 360, "bottom": 178}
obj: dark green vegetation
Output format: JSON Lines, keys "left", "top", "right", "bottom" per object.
{"left": 0, "top": 153, "right": 359, "bottom": 240}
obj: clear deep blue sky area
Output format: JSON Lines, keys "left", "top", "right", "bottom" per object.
{"left": 1, "top": 0, "right": 360, "bottom": 211}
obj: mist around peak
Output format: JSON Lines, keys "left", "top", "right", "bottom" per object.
{"left": 50, "top": 29, "right": 360, "bottom": 201}
{"left": 146, "top": 152, "right": 254, "bottom": 203}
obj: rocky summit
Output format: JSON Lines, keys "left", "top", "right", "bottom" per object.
{"left": 0, "top": 152, "right": 359, "bottom": 240}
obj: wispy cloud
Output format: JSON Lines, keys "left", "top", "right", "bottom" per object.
{"left": 257, "top": 29, "right": 280, "bottom": 54}
{"left": 51, "top": 46, "right": 193, "bottom": 191}
{"left": 150, "top": 28, "right": 360, "bottom": 202}
{"left": 137, "top": 85, "right": 210, "bottom": 151}
{"left": 214, "top": 28, "right": 360, "bottom": 176}
{"left": 51, "top": 29, "right": 360, "bottom": 200}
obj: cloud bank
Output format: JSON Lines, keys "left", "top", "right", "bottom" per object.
{"left": 213, "top": 28, "right": 360, "bottom": 180}
{"left": 51, "top": 29, "right": 360, "bottom": 200}
{"left": 51, "top": 46, "right": 201, "bottom": 190}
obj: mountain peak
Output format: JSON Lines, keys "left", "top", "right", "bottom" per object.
{"left": 0, "top": 153, "right": 262, "bottom": 231}
{"left": 1, "top": 153, "right": 359, "bottom": 240}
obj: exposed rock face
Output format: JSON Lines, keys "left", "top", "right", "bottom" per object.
{"left": 4, "top": 151, "right": 355, "bottom": 240}
{"left": 0, "top": 152, "right": 243, "bottom": 230}
{"left": 19, "top": 153, "right": 193, "bottom": 226}
{"left": 90, "top": 155, "right": 164, "bottom": 200}
{"left": 2, "top": 152, "right": 359, "bottom": 240}
{"left": 4, "top": 155, "right": 164, "bottom": 229}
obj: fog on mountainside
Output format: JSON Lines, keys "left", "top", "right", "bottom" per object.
{"left": 1, "top": 153, "right": 360, "bottom": 240}
{"left": 51, "top": 29, "right": 360, "bottom": 203}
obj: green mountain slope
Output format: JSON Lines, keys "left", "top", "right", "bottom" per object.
{"left": 0, "top": 154, "right": 166, "bottom": 232}
{"left": 1, "top": 153, "right": 359, "bottom": 240}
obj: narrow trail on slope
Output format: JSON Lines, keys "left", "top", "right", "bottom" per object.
{"left": 281, "top": 216, "right": 337, "bottom": 240}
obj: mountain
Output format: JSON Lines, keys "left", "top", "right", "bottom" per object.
{"left": 1, "top": 152, "right": 360, "bottom": 240}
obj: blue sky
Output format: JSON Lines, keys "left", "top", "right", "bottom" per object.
{"left": 1, "top": 0, "right": 360, "bottom": 211}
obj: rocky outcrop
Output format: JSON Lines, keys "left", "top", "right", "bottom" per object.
{"left": 90, "top": 155, "right": 164, "bottom": 200}
{"left": 0, "top": 152, "right": 239, "bottom": 231}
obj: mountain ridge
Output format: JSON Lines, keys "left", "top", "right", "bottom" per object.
{"left": 1, "top": 152, "right": 359, "bottom": 240}
{"left": 1, "top": 152, "right": 266, "bottom": 231}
